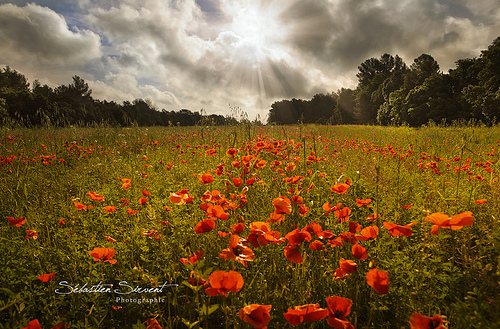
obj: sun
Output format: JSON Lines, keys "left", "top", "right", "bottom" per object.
{"left": 224, "top": 0, "right": 291, "bottom": 64}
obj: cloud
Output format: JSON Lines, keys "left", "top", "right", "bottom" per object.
{"left": 0, "top": 0, "right": 499, "bottom": 121}
{"left": 0, "top": 3, "right": 101, "bottom": 66}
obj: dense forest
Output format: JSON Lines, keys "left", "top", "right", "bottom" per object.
{"left": 1, "top": 36, "right": 499, "bottom": 127}
{"left": 268, "top": 36, "right": 500, "bottom": 126}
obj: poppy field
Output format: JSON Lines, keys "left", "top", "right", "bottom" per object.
{"left": 1, "top": 123, "right": 499, "bottom": 328}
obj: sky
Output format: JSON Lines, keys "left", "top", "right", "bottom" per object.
{"left": 1, "top": 0, "right": 499, "bottom": 121}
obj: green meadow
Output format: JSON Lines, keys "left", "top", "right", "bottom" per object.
{"left": 1, "top": 124, "right": 499, "bottom": 328}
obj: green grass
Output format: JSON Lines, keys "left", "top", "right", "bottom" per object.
{"left": 0, "top": 124, "right": 499, "bottom": 328}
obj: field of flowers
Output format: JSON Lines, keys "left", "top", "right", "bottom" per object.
{"left": 1, "top": 124, "right": 499, "bottom": 329}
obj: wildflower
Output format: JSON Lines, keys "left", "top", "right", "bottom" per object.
{"left": 409, "top": 313, "right": 446, "bottom": 329}
{"left": 366, "top": 268, "right": 389, "bottom": 294}
{"left": 58, "top": 219, "right": 65, "bottom": 225}
{"left": 169, "top": 189, "right": 193, "bottom": 205}
{"left": 334, "top": 207, "right": 351, "bottom": 223}
{"left": 425, "top": 211, "right": 474, "bottom": 235}
{"left": 103, "top": 206, "right": 117, "bottom": 213}
{"left": 89, "top": 247, "right": 117, "bottom": 264}
{"left": 383, "top": 221, "right": 417, "bottom": 237}
{"left": 37, "top": 273, "right": 56, "bottom": 282}
{"left": 199, "top": 173, "right": 214, "bottom": 184}
{"left": 104, "top": 235, "right": 117, "bottom": 242}
{"left": 357, "top": 226, "right": 379, "bottom": 241}
{"left": 219, "top": 235, "right": 255, "bottom": 267}
{"left": 25, "top": 230, "right": 38, "bottom": 240}
{"left": 180, "top": 250, "right": 203, "bottom": 265}
{"left": 273, "top": 196, "right": 292, "bottom": 215}
{"left": 6, "top": 216, "right": 26, "bottom": 227}
{"left": 339, "top": 259, "right": 357, "bottom": 273}
{"left": 325, "top": 296, "right": 355, "bottom": 329}
{"left": 141, "top": 230, "right": 160, "bottom": 240}
{"left": 138, "top": 197, "right": 148, "bottom": 205}
{"left": 239, "top": 304, "right": 272, "bottom": 329}
{"left": 330, "top": 183, "right": 350, "bottom": 194}
{"left": 284, "top": 245, "right": 303, "bottom": 263}
{"left": 356, "top": 198, "right": 372, "bottom": 207}
{"left": 333, "top": 268, "right": 350, "bottom": 281}
{"left": 73, "top": 202, "right": 87, "bottom": 210}
{"left": 402, "top": 204, "right": 413, "bottom": 209}
{"left": 205, "top": 270, "right": 244, "bottom": 297}
{"left": 21, "top": 319, "right": 42, "bottom": 329}
{"left": 119, "top": 178, "right": 131, "bottom": 189}
{"left": 194, "top": 218, "right": 215, "bottom": 234}
{"left": 475, "top": 199, "right": 487, "bottom": 205}
{"left": 86, "top": 191, "right": 105, "bottom": 202}
{"left": 309, "top": 240, "right": 324, "bottom": 250}
{"left": 365, "top": 213, "right": 379, "bottom": 222}
{"left": 233, "top": 177, "right": 243, "bottom": 187}
{"left": 283, "top": 303, "right": 329, "bottom": 325}
{"left": 351, "top": 243, "right": 368, "bottom": 260}
{"left": 144, "top": 318, "right": 162, "bottom": 329}
{"left": 142, "top": 190, "right": 151, "bottom": 196}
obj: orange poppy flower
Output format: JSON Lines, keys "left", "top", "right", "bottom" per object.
{"left": 425, "top": 211, "right": 474, "bottom": 235}
{"left": 194, "top": 218, "right": 215, "bottom": 234}
{"left": 119, "top": 178, "right": 131, "bottom": 190}
{"left": 352, "top": 243, "right": 368, "bottom": 260}
{"left": 330, "top": 183, "right": 350, "bottom": 194}
{"left": 273, "top": 196, "right": 292, "bottom": 215}
{"left": 402, "top": 204, "right": 413, "bottom": 209}
{"left": 334, "top": 207, "right": 351, "bottom": 223}
{"left": 333, "top": 267, "right": 350, "bottom": 281}
{"left": 283, "top": 303, "right": 329, "bottom": 325}
{"left": 365, "top": 213, "right": 379, "bottom": 222}
{"left": 284, "top": 245, "right": 303, "bottom": 263}
{"left": 37, "top": 272, "right": 56, "bottom": 282}
{"left": 231, "top": 222, "right": 245, "bottom": 234}
{"left": 383, "top": 221, "right": 417, "bottom": 237}
{"left": 86, "top": 191, "right": 105, "bottom": 202}
{"left": 6, "top": 216, "right": 26, "bottom": 227}
{"left": 169, "top": 189, "right": 193, "bottom": 205}
{"left": 143, "top": 318, "right": 162, "bottom": 329}
{"left": 141, "top": 230, "right": 160, "bottom": 240}
{"left": 138, "top": 197, "right": 148, "bottom": 205}
{"left": 357, "top": 226, "right": 379, "bottom": 241}
{"left": 25, "top": 230, "right": 38, "bottom": 240}
{"left": 366, "top": 268, "right": 389, "bottom": 294}
{"left": 299, "top": 204, "right": 309, "bottom": 216}
{"left": 233, "top": 177, "right": 243, "bottom": 187}
{"left": 73, "top": 202, "right": 87, "bottom": 210}
{"left": 285, "top": 229, "right": 312, "bottom": 245}
{"left": 309, "top": 240, "right": 324, "bottom": 250}
{"left": 180, "top": 250, "right": 203, "bottom": 265}
{"left": 239, "top": 304, "right": 272, "bottom": 329}
{"left": 339, "top": 258, "right": 357, "bottom": 273}
{"left": 475, "top": 199, "right": 487, "bottom": 205}
{"left": 409, "top": 313, "right": 446, "bottom": 329}
{"left": 325, "top": 296, "right": 354, "bottom": 329}
{"left": 199, "top": 173, "right": 214, "bottom": 184}
{"left": 104, "top": 235, "right": 117, "bottom": 242}
{"left": 58, "top": 219, "right": 65, "bottom": 225}
{"left": 21, "top": 319, "right": 42, "bottom": 329}
{"left": 205, "top": 270, "right": 244, "bottom": 297}
{"left": 356, "top": 198, "right": 372, "bottom": 207}
{"left": 103, "top": 206, "right": 117, "bottom": 213}
{"left": 89, "top": 247, "right": 117, "bottom": 264}
{"left": 268, "top": 211, "right": 285, "bottom": 223}
{"left": 219, "top": 234, "right": 255, "bottom": 267}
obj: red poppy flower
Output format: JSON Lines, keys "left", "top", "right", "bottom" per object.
{"left": 283, "top": 303, "right": 329, "bottom": 325}
{"left": 37, "top": 272, "right": 56, "bottom": 282}
{"left": 231, "top": 222, "right": 245, "bottom": 234}
{"left": 325, "top": 296, "right": 354, "bottom": 329}
{"left": 103, "top": 206, "right": 117, "bottom": 213}
{"left": 143, "top": 318, "right": 162, "bottom": 329}
{"left": 169, "top": 189, "right": 193, "bottom": 205}
{"left": 322, "top": 202, "right": 341, "bottom": 216}
{"left": 330, "top": 183, "right": 350, "bottom": 194}
{"left": 22, "top": 319, "right": 42, "bottom": 329}
{"left": 51, "top": 322, "right": 69, "bottom": 329}
{"left": 141, "top": 230, "right": 160, "bottom": 240}
{"left": 180, "top": 250, "right": 203, "bottom": 265}
{"left": 219, "top": 235, "right": 255, "bottom": 267}
{"left": 86, "top": 191, "right": 105, "bottom": 202}
{"left": 383, "top": 221, "right": 417, "bottom": 237}
{"left": 357, "top": 226, "right": 379, "bottom": 241}
{"left": 205, "top": 270, "right": 244, "bottom": 297}
{"left": 138, "top": 197, "right": 148, "bottom": 205}
{"left": 356, "top": 198, "right": 372, "bottom": 207}
{"left": 284, "top": 245, "right": 303, "bottom": 263}
{"left": 105, "top": 235, "right": 117, "bottom": 242}
{"left": 366, "top": 268, "right": 389, "bottom": 294}
{"left": 309, "top": 240, "right": 324, "bottom": 250}
{"left": 402, "top": 204, "right": 413, "bottom": 209}
{"left": 25, "top": 230, "right": 38, "bottom": 240}
{"left": 409, "top": 313, "right": 446, "bottom": 329}
{"left": 334, "top": 207, "right": 351, "bottom": 223}
{"left": 73, "top": 202, "right": 87, "bottom": 210}
{"left": 6, "top": 216, "right": 26, "bottom": 227}
{"left": 89, "top": 247, "right": 117, "bottom": 264}
{"left": 339, "top": 258, "right": 357, "bottom": 273}
{"left": 194, "top": 218, "right": 215, "bottom": 234}
{"left": 199, "top": 173, "right": 214, "bottom": 184}
{"left": 119, "top": 178, "right": 131, "bottom": 189}
{"left": 273, "top": 196, "right": 292, "bottom": 215}
{"left": 299, "top": 204, "right": 309, "bottom": 216}
{"left": 365, "top": 213, "right": 379, "bottom": 222}
{"left": 58, "top": 219, "right": 65, "bottom": 225}
{"left": 233, "top": 177, "right": 243, "bottom": 187}
{"left": 333, "top": 267, "right": 350, "bottom": 281}
{"left": 352, "top": 243, "right": 368, "bottom": 260}
{"left": 239, "top": 304, "right": 272, "bottom": 329}
{"left": 475, "top": 199, "right": 487, "bottom": 205}
{"left": 425, "top": 211, "right": 474, "bottom": 235}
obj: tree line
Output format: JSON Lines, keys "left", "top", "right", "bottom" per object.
{"left": 268, "top": 36, "right": 500, "bottom": 126}
{"left": 0, "top": 71, "right": 238, "bottom": 127}
{"left": 1, "top": 36, "right": 499, "bottom": 127}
